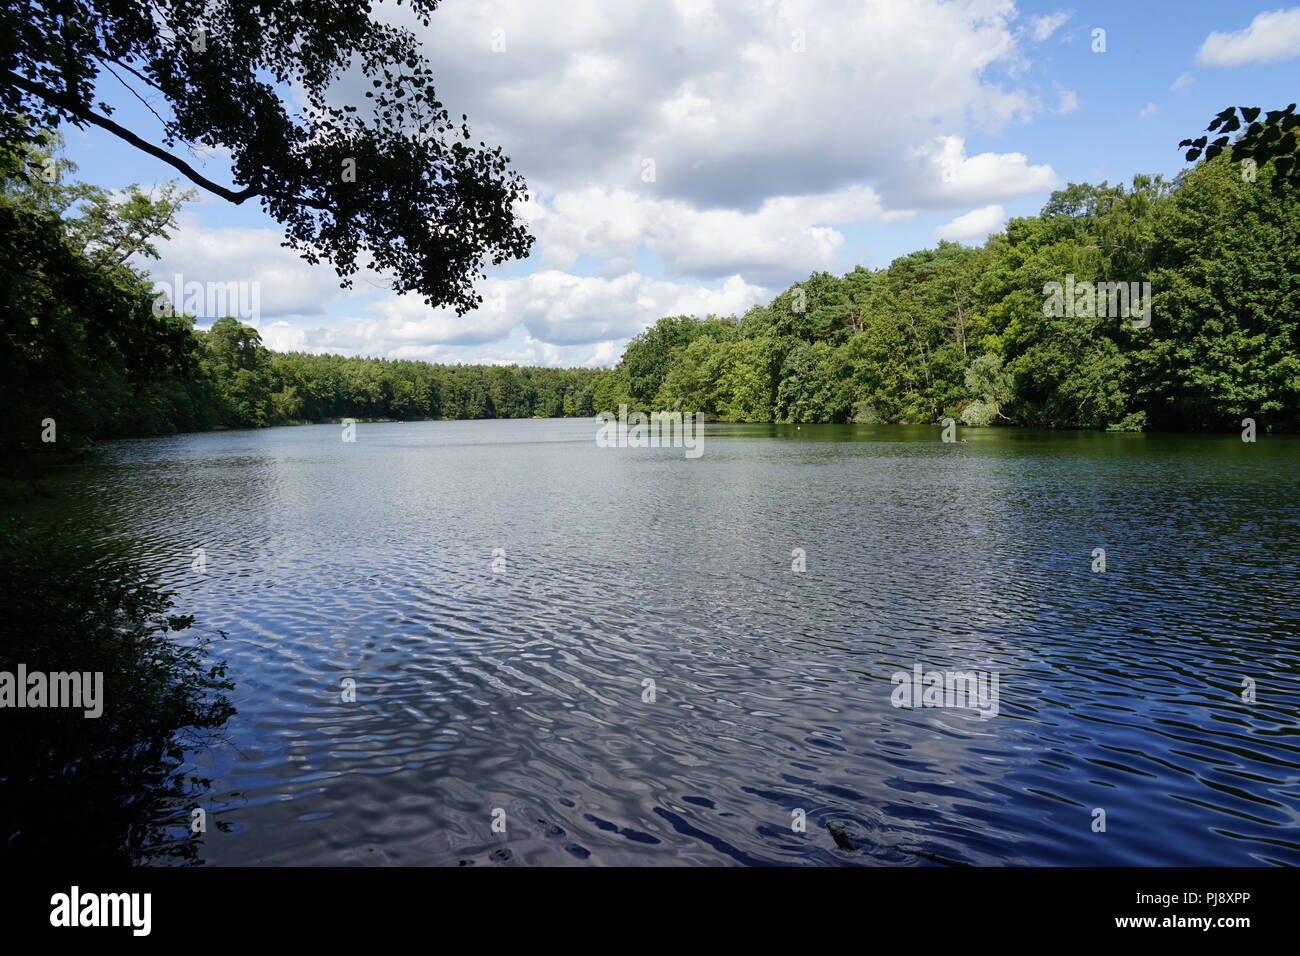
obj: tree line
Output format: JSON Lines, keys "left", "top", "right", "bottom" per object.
{"left": 0, "top": 131, "right": 598, "bottom": 465}
{"left": 6, "top": 122, "right": 1299, "bottom": 474}
{"left": 199, "top": 323, "right": 601, "bottom": 429}
{"left": 590, "top": 144, "right": 1298, "bottom": 433}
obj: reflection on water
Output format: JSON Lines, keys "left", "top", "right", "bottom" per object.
{"left": 68, "top": 419, "right": 1300, "bottom": 865}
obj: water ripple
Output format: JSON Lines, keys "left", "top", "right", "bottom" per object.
{"left": 65, "top": 421, "right": 1300, "bottom": 865}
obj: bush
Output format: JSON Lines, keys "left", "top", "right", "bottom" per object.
{"left": 961, "top": 400, "right": 995, "bottom": 427}
{"left": 852, "top": 401, "right": 882, "bottom": 424}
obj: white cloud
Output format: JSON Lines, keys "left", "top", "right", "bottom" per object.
{"left": 259, "top": 271, "right": 770, "bottom": 359}
{"left": 1030, "top": 11, "right": 1072, "bottom": 42}
{"left": 1195, "top": 8, "right": 1300, "bottom": 66}
{"left": 933, "top": 204, "right": 1006, "bottom": 242}
{"left": 144, "top": 214, "right": 367, "bottom": 319}
{"left": 140, "top": 0, "right": 1072, "bottom": 362}
{"left": 1139, "top": 102, "right": 1158, "bottom": 118}
{"left": 900, "top": 136, "right": 1058, "bottom": 206}
{"left": 524, "top": 184, "right": 892, "bottom": 286}
{"left": 373, "top": 0, "right": 1043, "bottom": 207}
{"left": 1170, "top": 71, "right": 1196, "bottom": 92}
{"left": 588, "top": 340, "right": 621, "bottom": 366}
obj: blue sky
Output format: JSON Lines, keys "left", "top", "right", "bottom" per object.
{"left": 56, "top": 0, "right": 1300, "bottom": 366}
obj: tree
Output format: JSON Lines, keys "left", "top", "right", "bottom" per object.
{"left": 852, "top": 248, "right": 975, "bottom": 422}
{"left": 2, "top": 0, "right": 533, "bottom": 313}
{"left": 775, "top": 341, "right": 836, "bottom": 423}
{"left": 963, "top": 353, "right": 1012, "bottom": 424}
{"left": 1180, "top": 104, "right": 1300, "bottom": 186}
{"left": 768, "top": 272, "right": 852, "bottom": 344}
{"left": 0, "top": 133, "right": 202, "bottom": 458}
{"left": 1137, "top": 153, "right": 1300, "bottom": 431}
{"left": 656, "top": 335, "right": 725, "bottom": 415}
{"left": 621, "top": 315, "right": 735, "bottom": 405}
{"left": 203, "top": 317, "right": 272, "bottom": 426}
{"left": 715, "top": 338, "right": 777, "bottom": 422}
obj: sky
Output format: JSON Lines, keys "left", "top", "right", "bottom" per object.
{"left": 58, "top": 0, "right": 1300, "bottom": 368}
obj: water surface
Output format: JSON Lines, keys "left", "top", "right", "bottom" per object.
{"left": 67, "top": 420, "right": 1300, "bottom": 865}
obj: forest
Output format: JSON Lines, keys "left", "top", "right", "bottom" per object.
{"left": 5, "top": 119, "right": 1299, "bottom": 473}
{"left": 592, "top": 153, "right": 1298, "bottom": 433}
{"left": 0, "top": 132, "right": 600, "bottom": 463}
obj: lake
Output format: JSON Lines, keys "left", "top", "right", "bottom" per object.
{"left": 63, "top": 418, "right": 1300, "bottom": 864}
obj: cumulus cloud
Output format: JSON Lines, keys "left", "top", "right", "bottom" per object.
{"left": 1195, "top": 8, "right": 1300, "bottom": 66}
{"left": 896, "top": 135, "right": 1058, "bottom": 206}
{"left": 1170, "top": 71, "right": 1196, "bottom": 92}
{"left": 143, "top": 214, "right": 369, "bottom": 319}
{"left": 366, "top": 0, "right": 1042, "bottom": 207}
{"left": 1057, "top": 89, "right": 1080, "bottom": 113}
{"left": 258, "top": 321, "right": 614, "bottom": 368}
{"left": 259, "top": 271, "right": 769, "bottom": 359}
{"left": 524, "top": 184, "right": 891, "bottom": 286}
{"left": 1030, "top": 11, "right": 1072, "bottom": 42}
{"left": 1139, "top": 102, "right": 1158, "bottom": 118}
{"left": 144, "top": 0, "right": 1072, "bottom": 361}
{"left": 933, "top": 204, "right": 1006, "bottom": 242}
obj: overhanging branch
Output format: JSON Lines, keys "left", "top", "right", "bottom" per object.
{"left": 9, "top": 70, "right": 259, "bottom": 204}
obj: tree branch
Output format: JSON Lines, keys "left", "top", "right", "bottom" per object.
{"left": 9, "top": 70, "right": 259, "bottom": 204}
{"left": 98, "top": 60, "right": 173, "bottom": 136}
